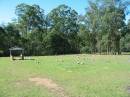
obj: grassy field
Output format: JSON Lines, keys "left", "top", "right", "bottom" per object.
{"left": 0, "top": 54, "right": 130, "bottom": 97}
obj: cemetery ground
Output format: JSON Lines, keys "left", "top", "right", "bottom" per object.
{"left": 0, "top": 54, "right": 130, "bottom": 97}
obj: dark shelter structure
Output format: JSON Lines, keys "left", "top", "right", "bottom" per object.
{"left": 9, "top": 47, "right": 24, "bottom": 60}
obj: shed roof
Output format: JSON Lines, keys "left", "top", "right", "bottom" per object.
{"left": 9, "top": 46, "right": 24, "bottom": 51}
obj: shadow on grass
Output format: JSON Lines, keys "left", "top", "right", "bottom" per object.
{"left": 12, "top": 57, "right": 35, "bottom": 61}
{"left": 24, "top": 58, "right": 35, "bottom": 60}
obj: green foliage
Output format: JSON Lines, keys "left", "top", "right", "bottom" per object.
{"left": 121, "top": 33, "right": 130, "bottom": 52}
{"left": 0, "top": 27, "right": 6, "bottom": 49}
{"left": 79, "top": 0, "right": 129, "bottom": 54}
{"left": 0, "top": 23, "right": 21, "bottom": 56}
{"left": 44, "top": 31, "right": 71, "bottom": 55}
{"left": 15, "top": 3, "right": 46, "bottom": 37}
{"left": 4, "top": 23, "right": 21, "bottom": 47}
{"left": 0, "top": 1, "right": 130, "bottom": 56}
{"left": 48, "top": 4, "right": 80, "bottom": 53}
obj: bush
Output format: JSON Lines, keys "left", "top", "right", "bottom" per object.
{"left": 80, "top": 46, "right": 91, "bottom": 53}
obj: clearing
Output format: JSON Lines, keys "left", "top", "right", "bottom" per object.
{"left": 0, "top": 54, "right": 130, "bottom": 97}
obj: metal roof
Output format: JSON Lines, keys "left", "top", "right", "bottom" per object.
{"left": 9, "top": 46, "right": 24, "bottom": 51}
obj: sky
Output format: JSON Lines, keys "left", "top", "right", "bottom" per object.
{"left": 0, "top": 0, "right": 88, "bottom": 24}
{"left": 0, "top": 0, "right": 129, "bottom": 24}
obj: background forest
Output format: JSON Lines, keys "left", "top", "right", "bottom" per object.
{"left": 0, "top": 0, "right": 130, "bottom": 56}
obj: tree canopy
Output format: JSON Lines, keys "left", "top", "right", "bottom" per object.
{"left": 0, "top": 1, "right": 130, "bottom": 56}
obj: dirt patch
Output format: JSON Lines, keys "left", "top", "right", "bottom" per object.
{"left": 29, "top": 77, "right": 68, "bottom": 97}
{"left": 126, "top": 86, "right": 130, "bottom": 94}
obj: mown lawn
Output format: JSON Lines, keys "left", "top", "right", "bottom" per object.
{"left": 0, "top": 54, "right": 130, "bottom": 97}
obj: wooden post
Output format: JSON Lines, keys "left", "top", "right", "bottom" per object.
{"left": 22, "top": 54, "right": 24, "bottom": 60}
{"left": 21, "top": 50, "right": 24, "bottom": 60}
{"left": 10, "top": 50, "right": 14, "bottom": 60}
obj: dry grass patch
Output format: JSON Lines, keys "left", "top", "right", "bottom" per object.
{"left": 29, "top": 77, "right": 68, "bottom": 97}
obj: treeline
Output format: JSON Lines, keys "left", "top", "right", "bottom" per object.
{"left": 0, "top": 0, "right": 130, "bottom": 56}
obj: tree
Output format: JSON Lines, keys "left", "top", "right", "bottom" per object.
{"left": 2, "top": 23, "right": 21, "bottom": 55}
{"left": 84, "top": 0, "right": 129, "bottom": 54}
{"left": 121, "top": 20, "right": 130, "bottom": 52}
{"left": 0, "top": 26, "right": 6, "bottom": 56}
{"left": 85, "top": 1, "right": 102, "bottom": 53}
{"left": 44, "top": 30, "right": 71, "bottom": 55}
{"left": 0, "top": 2, "right": 130, "bottom": 56}
{"left": 15, "top": 3, "right": 47, "bottom": 55}
{"left": 103, "top": 0, "right": 128, "bottom": 54}
{"left": 48, "top": 4, "right": 80, "bottom": 53}
{"left": 4, "top": 23, "right": 21, "bottom": 47}
{"left": 15, "top": 3, "right": 46, "bottom": 37}
{"left": 78, "top": 24, "right": 91, "bottom": 53}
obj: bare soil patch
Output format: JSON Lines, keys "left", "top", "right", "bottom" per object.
{"left": 29, "top": 77, "right": 68, "bottom": 97}
{"left": 126, "top": 86, "right": 130, "bottom": 94}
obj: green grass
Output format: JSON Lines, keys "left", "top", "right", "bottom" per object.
{"left": 0, "top": 54, "right": 130, "bottom": 97}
